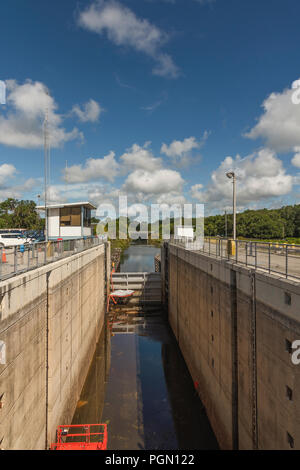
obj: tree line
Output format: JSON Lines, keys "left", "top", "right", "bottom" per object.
{"left": 0, "top": 198, "right": 44, "bottom": 230}
{"left": 204, "top": 205, "right": 300, "bottom": 240}
{"left": 0, "top": 198, "right": 299, "bottom": 240}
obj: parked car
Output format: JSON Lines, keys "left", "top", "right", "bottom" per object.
{"left": 33, "top": 234, "right": 46, "bottom": 243}
{"left": 24, "top": 230, "right": 45, "bottom": 241}
{"left": 0, "top": 233, "right": 32, "bottom": 248}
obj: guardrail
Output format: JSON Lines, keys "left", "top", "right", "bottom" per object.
{"left": 170, "top": 237, "right": 300, "bottom": 281}
{"left": 0, "top": 237, "right": 103, "bottom": 281}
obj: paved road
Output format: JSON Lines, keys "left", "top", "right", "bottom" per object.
{"left": 200, "top": 241, "right": 300, "bottom": 281}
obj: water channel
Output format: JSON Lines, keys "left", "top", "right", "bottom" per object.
{"left": 72, "top": 244, "right": 218, "bottom": 450}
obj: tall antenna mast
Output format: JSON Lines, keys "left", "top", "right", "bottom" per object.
{"left": 44, "top": 102, "right": 49, "bottom": 242}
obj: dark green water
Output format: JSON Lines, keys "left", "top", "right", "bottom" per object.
{"left": 72, "top": 245, "right": 218, "bottom": 450}
{"left": 120, "top": 245, "right": 160, "bottom": 272}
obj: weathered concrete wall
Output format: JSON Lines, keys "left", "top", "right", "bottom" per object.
{"left": 166, "top": 244, "right": 300, "bottom": 450}
{"left": 0, "top": 243, "right": 109, "bottom": 450}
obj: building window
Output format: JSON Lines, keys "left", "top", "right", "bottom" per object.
{"left": 83, "top": 208, "right": 91, "bottom": 227}
{"left": 60, "top": 207, "right": 81, "bottom": 227}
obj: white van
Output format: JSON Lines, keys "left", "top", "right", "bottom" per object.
{"left": 0, "top": 233, "right": 32, "bottom": 248}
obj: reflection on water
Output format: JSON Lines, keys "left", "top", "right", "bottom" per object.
{"left": 72, "top": 244, "right": 218, "bottom": 450}
{"left": 72, "top": 326, "right": 110, "bottom": 426}
{"left": 120, "top": 245, "right": 160, "bottom": 272}
{"left": 72, "top": 311, "right": 218, "bottom": 450}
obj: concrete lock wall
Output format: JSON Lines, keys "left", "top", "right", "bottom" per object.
{"left": 0, "top": 243, "right": 109, "bottom": 450}
{"left": 166, "top": 244, "right": 300, "bottom": 450}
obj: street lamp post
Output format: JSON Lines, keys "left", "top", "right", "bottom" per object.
{"left": 226, "top": 171, "right": 236, "bottom": 240}
{"left": 44, "top": 108, "right": 49, "bottom": 243}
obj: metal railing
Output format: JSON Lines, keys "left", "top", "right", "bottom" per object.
{"left": 112, "top": 272, "right": 162, "bottom": 303}
{"left": 170, "top": 237, "right": 300, "bottom": 281}
{"left": 0, "top": 237, "right": 103, "bottom": 281}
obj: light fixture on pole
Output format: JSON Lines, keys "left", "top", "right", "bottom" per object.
{"left": 226, "top": 171, "right": 236, "bottom": 240}
{"left": 43, "top": 103, "right": 50, "bottom": 243}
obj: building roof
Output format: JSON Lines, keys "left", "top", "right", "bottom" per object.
{"left": 37, "top": 202, "right": 97, "bottom": 211}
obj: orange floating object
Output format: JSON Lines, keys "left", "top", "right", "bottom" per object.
{"left": 107, "top": 266, "right": 135, "bottom": 312}
{"left": 50, "top": 424, "right": 108, "bottom": 450}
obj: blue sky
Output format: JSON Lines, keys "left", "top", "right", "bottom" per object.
{"left": 0, "top": 0, "right": 300, "bottom": 215}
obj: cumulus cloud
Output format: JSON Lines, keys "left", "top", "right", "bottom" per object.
{"left": 0, "top": 80, "right": 82, "bottom": 149}
{"left": 78, "top": 0, "right": 179, "bottom": 78}
{"left": 161, "top": 134, "right": 208, "bottom": 166}
{"left": 245, "top": 79, "right": 300, "bottom": 152}
{"left": 123, "top": 168, "right": 184, "bottom": 196}
{"left": 119, "top": 141, "right": 186, "bottom": 204}
{"left": 190, "top": 184, "right": 203, "bottom": 199}
{"left": 0, "top": 163, "right": 17, "bottom": 185}
{"left": 0, "top": 163, "right": 38, "bottom": 201}
{"left": 71, "top": 99, "right": 103, "bottom": 122}
{"left": 42, "top": 181, "right": 116, "bottom": 206}
{"left": 44, "top": 185, "right": 67, "bottom": 205}
{"left": 156, "top": 191, "right": 186, "bottom": 205}
{"left": 292, "top": 147, "right": 300, "bottom": 168}
{"left": 161, "top": 136, "right": 200, "bottom": 158}
{"left": 120, "top": 143, "right": 162, "bottom": 171}
{"left": 63, "top": 151, "right": 119, "bottom": 183}
{"left": 191, "top": 149, "right": 294, "bottom": 208}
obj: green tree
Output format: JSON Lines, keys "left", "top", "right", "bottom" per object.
{"left": 0, "top": 198, "right": 44, "bottom": 230}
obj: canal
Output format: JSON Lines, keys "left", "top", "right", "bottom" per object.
{"left": 72, "top": 244, "right": 218, "bottom": 450}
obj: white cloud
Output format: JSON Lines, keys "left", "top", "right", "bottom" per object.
{"left": 141, "top": 92, "right": 168, "bottom": 113}
{"left": 119, "top": 141, "right": 186, "bottom": 205}
{"left": 191, "top": 149, "right": 294, "bottom": 208}
{"left": 63, "top": 151, "right": 119, "bottom": 183}
{"left": 0, "top": 163, "right": 39, "bottom": 201}
{"left": 71, "top": 99, "right": 103, "bottom": 122}
{"left": 0, "top": 163, "right": 17, "bottom": 185}
{"left": 161, "top": 136, "right": 200, "bottom": 158}
{"left": 190, "top": 184, "right": 203, "bottom": 199}
{"left": 120, "top": 143, "right": 162, "bottom": 171}
{"left": 42, "top": 182, "right": 115, "bottom": 206}
{"left": 292, "top": 147, "right": 300, "bottom": 168}
{"left": 156, "top": 191, "right": 186, "bottom": 205}
{"left": 123, "top": 168, "right": 184, "bottom": 196}
{"left": 78, "top": 0, "right": 179, "bottom": 78}
{"left": 245, "top": 79, "right": 300, "bottom": 152}
{"left": 0, "top": 80, "right": 82, "bottom": 149}
{"left": 161, "top": 134, "right": 208, "bottom": 166}
{"left": 152, "top": 54, "right": 179, "bottom": 79}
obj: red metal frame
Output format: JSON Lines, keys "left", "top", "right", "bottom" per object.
{"left": 50, "top": 424, "right": 108, "bottom": 450}
{"left": 107, "top": 267, "right": 134, "bottom": 312}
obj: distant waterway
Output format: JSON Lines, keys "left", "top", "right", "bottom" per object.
{"left": 120, "top": 245, "right": 160, "bottom": 272}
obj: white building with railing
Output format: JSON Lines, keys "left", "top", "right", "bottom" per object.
{"left": 37, "top": 202, "right": 96, "bottom": 240}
